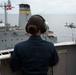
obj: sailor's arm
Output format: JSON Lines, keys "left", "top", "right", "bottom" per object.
{"left": 49, "top": 44, "right": 59, "bottom": 67}
{"left": 10, "top": 45, "right": 20, "bottom": 72}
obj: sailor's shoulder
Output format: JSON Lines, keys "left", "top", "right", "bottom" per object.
{"left": 42, "top": 40, "right": 54, "bottom": 46}
{"left": 15, "top": 41, "right": 28, "bottom": 47}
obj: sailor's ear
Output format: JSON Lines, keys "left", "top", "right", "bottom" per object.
{"left": 25, "top": 23, "right": 29, "bottom": 33}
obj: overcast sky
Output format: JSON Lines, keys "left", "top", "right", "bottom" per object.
{"left": 0, "top": 0, "right": 76, "bottom": 14}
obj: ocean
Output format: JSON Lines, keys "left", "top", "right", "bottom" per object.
{"left": 0, "top": 14, "right": 76, "bottom": 43}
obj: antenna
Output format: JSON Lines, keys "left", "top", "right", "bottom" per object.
{"left": 0, "top": 0, "right": 12, "bottom": 32}
{"left": 8, "top": 0, "right": 11, "bottom": 7}
{"left": 65, "top": 22, "right": 76, "bottom": 41}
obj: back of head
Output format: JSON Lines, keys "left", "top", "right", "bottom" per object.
{"left": 25, "top": 14, "right": 46, "bottom": 35}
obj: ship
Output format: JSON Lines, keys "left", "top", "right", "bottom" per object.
{"left": 0, "top": 19, "right": 3, "bottom": 23}
{"left": 0, "top": 0, "right": 57, "bottom": 50}
{"left": 0, "top": 0, "right": 76, "bottom": 75}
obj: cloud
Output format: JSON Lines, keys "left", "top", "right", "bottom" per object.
{"left": 26, "top": 0, "right": 76, "bottom": 14}
{"left": 0, "top": 0, "right": 76, "bottom": 14}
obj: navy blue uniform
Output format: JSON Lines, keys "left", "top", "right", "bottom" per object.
{"left": 10, "top": 35, "right": 58, "bottom": 75}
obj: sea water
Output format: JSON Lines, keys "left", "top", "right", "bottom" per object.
{"left": 0, "top": 14, "right": 76, "bottom": 42}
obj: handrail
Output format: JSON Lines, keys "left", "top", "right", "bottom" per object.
{"left": 0, "top": 53, "right": 11, "bottom": 60}
{"left": 0, "top": 41, "right": 76, "bottom": 60}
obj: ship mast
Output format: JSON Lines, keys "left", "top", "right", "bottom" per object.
{"left": 0, "top": 0, "right": 11, "bottom": 32}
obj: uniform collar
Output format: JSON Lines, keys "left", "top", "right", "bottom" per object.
{"left": 29, "top": 35, "right": 42, "bottom": 40}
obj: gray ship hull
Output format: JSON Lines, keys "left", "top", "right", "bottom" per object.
{"left": 0, "top": 1, "right": 57, "bottom": 50}
{"left": 0, "top": 30, "right": 57, "bottom": 50}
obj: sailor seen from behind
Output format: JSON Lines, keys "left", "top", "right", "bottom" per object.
{"left": 10, "top": 14, "right": 59, "bottom": 75}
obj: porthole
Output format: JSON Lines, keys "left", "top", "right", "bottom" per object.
{"left": 11, "top": 44, "right": 13, "bottom": 46}
{"left": 11, "top": 39, "right": 13, "bottom": 41}
{"left": 21, "top": 38, "right": 23, "bottom": 40}
{"left": 5, "top": 45, "right": 7, "bottom": 47}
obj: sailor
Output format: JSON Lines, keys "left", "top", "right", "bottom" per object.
{"left": 10, "top": 14, "right": 59, "bottom": 75}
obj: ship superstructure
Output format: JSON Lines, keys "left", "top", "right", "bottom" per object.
{"left": 0, "top": 0, "right": 57, "bottom": 50}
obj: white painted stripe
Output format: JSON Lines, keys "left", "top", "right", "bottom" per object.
{"left": 0, "top": 53, "right": 11, "bottom": 60}
{"left": 54, "top": 41, "right": 76, "bottom": 46}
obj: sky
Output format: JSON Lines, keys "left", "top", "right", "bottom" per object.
{"left": 0, "top": 0, "right": 76, "bottom": 14}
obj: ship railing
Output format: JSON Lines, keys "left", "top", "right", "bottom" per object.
{"left": 0, "top": 49, "right": 13, "bottom": 60}
{"left": 0, "top": 41, "right": 76, "bottom": 75}
{"left": 0, "top": 41, "right": 75, "bottom": 60}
